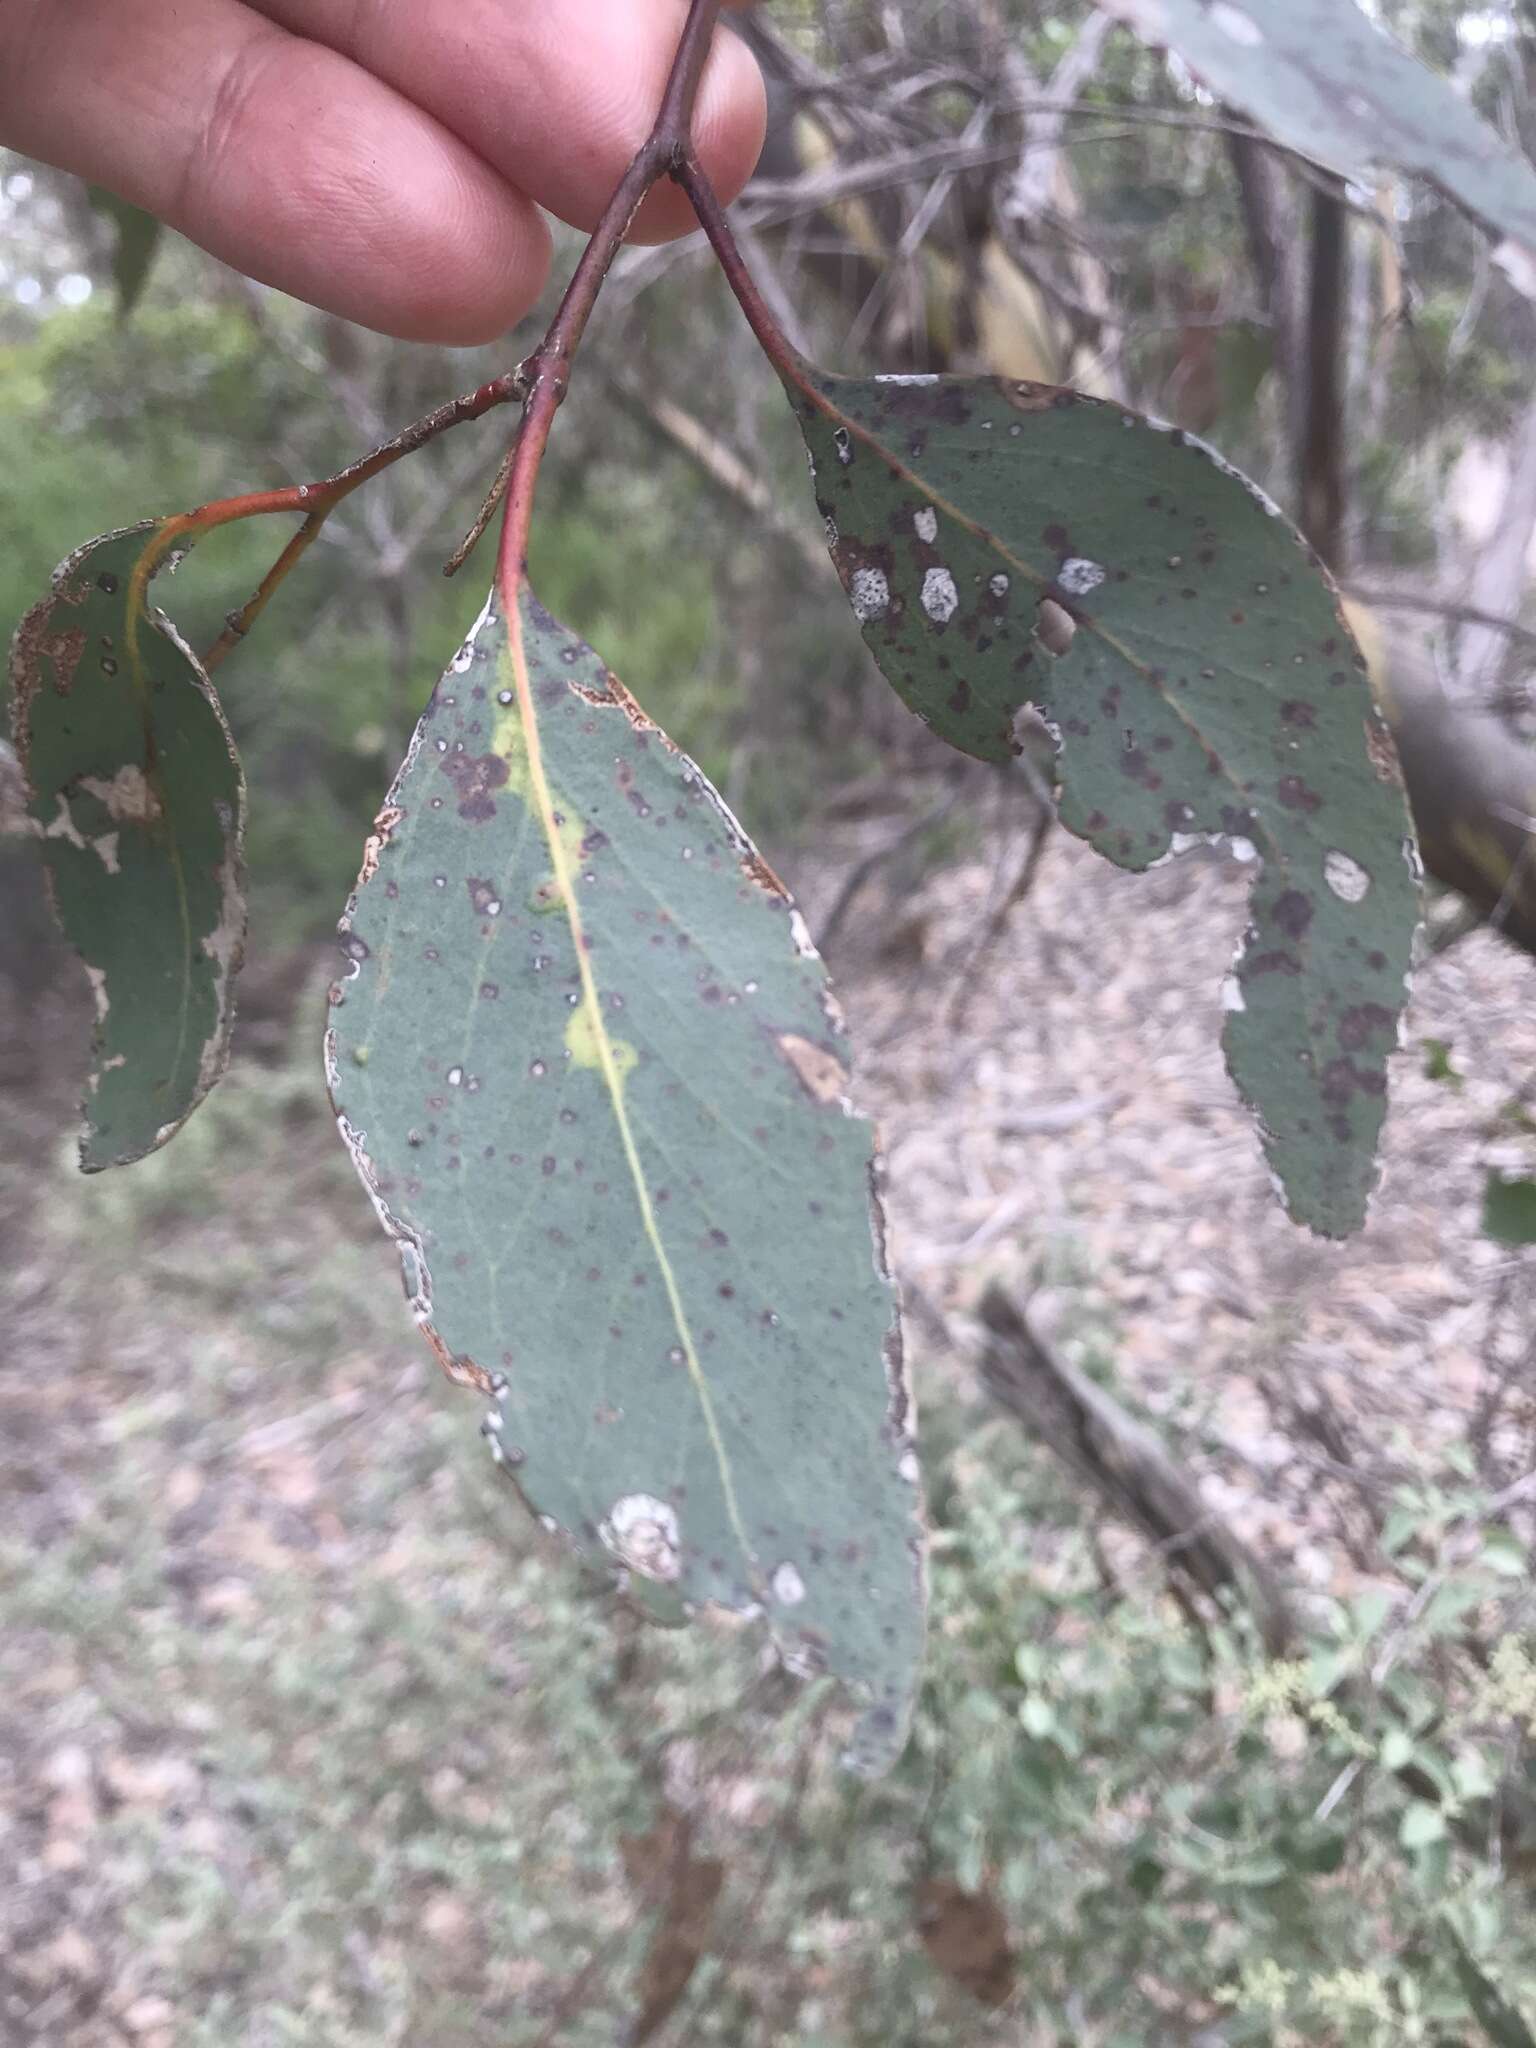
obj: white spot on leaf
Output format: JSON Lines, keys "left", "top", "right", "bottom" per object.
{"left": 850, "top": 566, "right": 890, "bottom": 622}
{"left": 1325, "top": 850, "right": 1371, "bottom": 902}
{"left": 771, "top": 1562, "right": 807, "bottom": 1606}
{"left": 921, "top": 567, "right": 960, "bottom": 623}
{"left": 913, "top": 507, "right": 938, "bottom": 543}
{"left": 599, "top": 1494, "right": 682, "bottom": 1583}
{"left": 1058, "top": 557, "right": 1106, "bottom": 597}
{"left": 75, "top": 764, "right": 160, "bottom": 828}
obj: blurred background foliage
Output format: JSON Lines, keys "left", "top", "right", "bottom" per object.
{"left": 7, "top": 1, "right": 1536, "bottom": 2042}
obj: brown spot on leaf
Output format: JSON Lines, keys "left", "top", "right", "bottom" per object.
{"left": 1363, "top": 714, "right": 1404, "bottom": 787}
{"left": 777, "top": 1033, "right": 849, "bottom": 1106}
{"left": 440, "top": 749, "right": 509, "bottom": 822}
{"left": 1337, "top": 1002, "right": 1394, "bottom": 1051}
{"left": 1271, "top": 890, "right": 1314, "bottom": 939}
{"left": 1277, "top": 775, "right": 1321, "bottom": 813}
{"left": 740, "top": 848, "right": 789, "bottom": 899}
{"left": 422, "top": 1327, "right": 492, "bottom": 1393}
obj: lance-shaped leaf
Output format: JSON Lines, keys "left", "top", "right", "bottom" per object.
{"left": 10, "top": 524, "right": 247, "bottom": 1169}
{"left": 326, "top": 587, "right": 925, "bottom": 1772}
{"left": 785, "top": 366, "right": 1418, "bottom": 1236}
{"left": 1092, "top": 0, "right": 1536, "bottom": 296}
{"left": 84, "top": 185, "right": 164, "bottom": 317}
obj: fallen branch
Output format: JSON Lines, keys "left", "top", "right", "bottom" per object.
{"left": 975, "top": 1284, "right": 1296, "bottom": 1657}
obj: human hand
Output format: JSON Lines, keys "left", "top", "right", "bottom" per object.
{"left": 0, "top": 0, "right": 764, "bottom": 343}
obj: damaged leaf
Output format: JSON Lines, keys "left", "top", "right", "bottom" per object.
{"left": 1092, "top": 0, "right": 1536, "bottom": 297}
{"left": 785, "top": 365, "right": 1418, "bottom": 1236}
{"left": 327, "top": 585, "right": 926, "bottom": 1773}
{"left": 9, "top": 523, "right": 247, "bottom": 1168}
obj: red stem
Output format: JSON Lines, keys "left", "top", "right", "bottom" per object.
{"left": 132, "top": 368, "right": 527, "bottom": 672}
{"left": 674, "top": 152, "right": 805, "bottom": 390}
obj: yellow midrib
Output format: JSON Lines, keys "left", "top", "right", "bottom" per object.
{"left": 503, "top": 589, "right": 759, "bottom": 1586}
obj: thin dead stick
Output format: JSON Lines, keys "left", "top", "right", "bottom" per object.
{"left": 816, "top": 787, "right": 963, "bottom": 955}
{"left": 1342, "top": 584, "right": 1536, "bottom": 660}
{"left": 605, "top": 370, "right": 828, "bottom": 577}
{"left": 941, "top": 792, "right": 1055, "bottom": 1031}
{"left": 443, "top": 440, "right": 517, "bottom": 578}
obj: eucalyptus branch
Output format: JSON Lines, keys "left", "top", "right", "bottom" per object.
{"left": 121, "top": 367, "right": 529, "bottom": 674}
{"left": 675, "top": 154, "right": 803, "bottom": 387}
{"left": 494, "top": 0, "right": 731, "bottom": 597}
{"left": 142, "top": 0, "right": 781, "bottom": 667}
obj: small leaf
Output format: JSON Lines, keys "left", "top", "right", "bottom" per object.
{"left": 1480, "top": 1528, "right": 1529, "bottom": 1578}
{"left": 1446, "top": 1924, "right": 1536, "bottom": 2048}
{"left": 784, "top": 364, "right": 1418, "bottom": 1236}
{"left": 1450, "top": 1747, "right": 1497, "bottom": 1803}
{"left": 1422, "top": 1037, "right": 1462, "bottom": 1088}
{"left": 85, "top": 186, "right": 164, "bottom": 317}
{"left": 9, "top": 524, "right": 247, "bottom": 1168}
{"left": 1379, "top": 1727, "right": 1414, "bottom": 1772}
{"left": 1092, "top": 0, "right": 1536, "bottom": 297}
{"left": 1482, "top": 1174, "right": 1536, "bottom": 1247}
{"left": 327, "top": 587, "right": 926, "bottom": 1772}
{"left": 1399, "top": 1800, "right": 1448, "bottom": 1850}
{"left": 1019, "top": 1694, "right": 1056, "bottom": 1740}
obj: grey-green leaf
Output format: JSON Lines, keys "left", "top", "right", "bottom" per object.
{"left": 1482, "top": 1174, "right": 1536, "bottom": 1248}
{"left": 1093, "top": 0, "right": 1536, "bottom": 294}
{"left": 9, "top": 524, "right": 247, "bottom": 1169}
{"left": 85, "top": 185, "right": 164, "bottom": 317}
{"left": 785, "top": 366, "right": 1418, "bottom": 1237}
{"left": 326, "top": 586, "right": 926, "bottom": 1772}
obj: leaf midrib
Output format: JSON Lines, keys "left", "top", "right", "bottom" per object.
{"left": 504, "top": 590, "right": 760, "bottom": 1588}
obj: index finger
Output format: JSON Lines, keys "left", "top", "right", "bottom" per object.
{"left": 249, "top": 0, "right": 766, "bottom": 245}
{"left": 0, "top": 0, "right": 764, "bottom": 343}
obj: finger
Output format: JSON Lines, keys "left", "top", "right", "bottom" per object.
{"left": 248, "top": 0, "right": 767, "bottom": 242}
{"left": 0, "top": 0, "right": 552, "bottom": 343}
